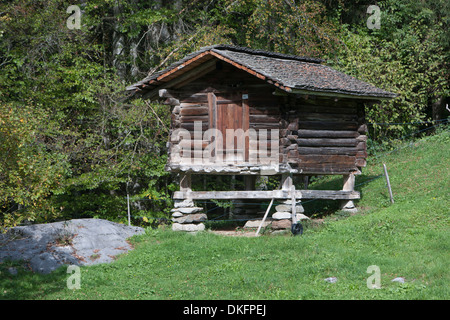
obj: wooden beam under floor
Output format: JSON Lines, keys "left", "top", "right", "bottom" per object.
{"left": 173, "top": 189, "right": 360, "bottom": 200}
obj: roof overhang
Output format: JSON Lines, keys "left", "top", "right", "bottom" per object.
{"left": 127, "top": 45, "right": 397, "bottom": 101}
{"left": 275, "top": 88, "right": 395, "bottom": 101}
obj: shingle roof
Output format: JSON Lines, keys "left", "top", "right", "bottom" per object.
{"left": 127, "top": 44, "right": 397, "bottom": 99}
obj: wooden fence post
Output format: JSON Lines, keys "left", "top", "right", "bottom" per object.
{"left": 291, "top": 185, "right": 297, "bottom": 225}
{"left": 127, "top": 193, "right": 131, "bottom": 226}
{"left": 383, "top": 163, "right": 394, "bottom": 204}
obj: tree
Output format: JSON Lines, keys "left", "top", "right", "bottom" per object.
{"left": 0, "top": 0, "right": 175, "bottom": 229}
{"left": 327, "top": 0, "right": 449, "bottom": 141}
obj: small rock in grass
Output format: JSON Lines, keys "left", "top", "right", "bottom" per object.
{"left": 8, "top": 267, "right": 18, "bottom": 275}
{"left": 324, "top": 277, "right": 338, "bottom": 284}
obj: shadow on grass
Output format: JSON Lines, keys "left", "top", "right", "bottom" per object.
{"left": 0, "top": 260, "right": 69, "bottom": 300}
{"left": 199, "top": 173, "right": 383, "bottom": 232}
{"left": 300, "top": 174, "right": 382, "bottom": 219}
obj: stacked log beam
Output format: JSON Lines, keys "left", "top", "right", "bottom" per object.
{"left": 278, "top": 95, "right": 367, "bottom": 174}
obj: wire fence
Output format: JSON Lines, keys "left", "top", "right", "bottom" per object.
{"left": 368, "top": 119, "right": 447, "bottom": 126}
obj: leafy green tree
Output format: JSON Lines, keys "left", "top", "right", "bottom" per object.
{"left": 328, "top": 0, "right": 449, "bottom": 141}
{"left": 0, "top": 0, "right": 175, "bottom": 229}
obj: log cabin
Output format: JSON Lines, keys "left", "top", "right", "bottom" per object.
{"left": 127, "top": 45, "right": 397, "bottom": 232}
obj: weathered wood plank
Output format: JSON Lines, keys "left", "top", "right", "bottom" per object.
{"left": 249, "top": 115, "right": 280, "bottom": 123}
{"left": 280, "top": 138, "right": 291, "bottom": 146}
{"left": 296, "top": 129, "right": 359, "bottom": 138}
{"left": 287, "top": 149, "right": 299, "bottom": 158}
{"left": 208, "top": 92, "right": 216, "bottom": 131}
{"left": 180, "top": 115, "right": 210, "bottom": 122}
{"left": 287, "top": 120, "right": 299, "bottom": 131}
{"left": 298, "top": 113, "right": 358, "bottom": 122}
{"left": 249, "top": 123, "right": 279, "bottom": 130}
{"left": 297, "top": 146, "right": 360, "bottom": 156}
{"left": 297, "top": 166, "right": 357, "bottom": 174}
{"left": 180, "top": 93, "right": 209, "bottom": 103}
{"left": 356, "top": 135, "right": 368, "bottom": 142}
{"left": 296, "top": 138, "right": 358, "bottom": 147}
{"left": 298, "top": 121, "right": 358, "bottom": 130}
{"left": 180, "top": 107, "right": 209, "bottom": 116}
{"left": 178, "top": 139, "right": 210, "bottom": 149}
{"left": 216, "top": 99, "right": 241, "bottom": 104}
{"left": 180, "top": 122, "right": 209, "bottom": 131}
{"left": 295, "top": 96, "right": 358, "bottom": 108}
{"left": 355, "top": 158, "right": 367, "bottom": 167}
{"left": 249, "top": 106, "right": 280, "bottom": 115}
{"left": 296, "top": 105, "right": 357, "bottom": 114}
{"left": 298, "top": 155, "right": 356, "bottom": 164}
{"left": 180, "top": 102, "right": 205, "bottom": 107}
{"left": 356, "top": 150, "right": 368, "bottom": 158}
{"left": 173, "top": 190, "right": 360, "bottom": 200}
{"left": 243, "top": 96, "right": 250, "bottom": 162}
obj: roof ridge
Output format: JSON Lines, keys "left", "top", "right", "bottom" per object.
{"left": 206, "top": 44, "right": 324, "bottom": 64}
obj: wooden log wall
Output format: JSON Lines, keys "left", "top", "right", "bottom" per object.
{"left": 279, "top": 95, "right": 367, "bottom": 174}
{"left": 164, "top": 59, "right": 368, "bottom": 175}
{"left": 169, "top": 92, "right": 208, "bottom": 164}
{"left": 167, "top": 63, "right": 282, "bottom": 166}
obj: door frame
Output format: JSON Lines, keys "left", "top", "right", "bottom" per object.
{"left": 207, "top": 91, "right": 249, "bottom": 162}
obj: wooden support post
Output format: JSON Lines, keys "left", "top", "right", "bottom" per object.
{"left": 302, "top": 176, "right": 309, "bottom": 189}
{"left": 291, "top": 185, "right": 297, "bottom": 225}
{"left": 244, "top": 175, "right": 256, "bottom": 191}
{"left": 383, "top": 164, "right": 394, "bottom": 204}
{"left": 342, "top": 173, "right": 355, "bottom": 192}
{"left": 281, "top": 173, "right": 293, "bottom": 191}
{"left": 341, "top": 173, "right": 357, "bottom": 211}
{"left": 180, "top": 173, "right": 192, "bottom": 193}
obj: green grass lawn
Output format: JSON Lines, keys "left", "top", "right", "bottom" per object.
{"left": 1, "top": 129, "right": 449, "bottom": 300}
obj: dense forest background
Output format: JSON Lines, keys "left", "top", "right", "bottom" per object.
{"left": 1, "top": 0, "right": 448, "bottom": 229}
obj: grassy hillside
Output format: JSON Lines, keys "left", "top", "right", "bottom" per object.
{"left": 1, "top": 129, "right": 449, "bottom": 300}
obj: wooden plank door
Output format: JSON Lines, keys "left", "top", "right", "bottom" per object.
{"left": 208, "top": 92, "right": 249, "bottom": 163}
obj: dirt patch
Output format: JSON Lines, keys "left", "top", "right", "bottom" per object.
{"left": 209, "top": 229, "right": 258, "bottom": 237}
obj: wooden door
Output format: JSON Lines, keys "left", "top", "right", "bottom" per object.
{"left": 208, "top": 92, "right": 249, "bottom": 163}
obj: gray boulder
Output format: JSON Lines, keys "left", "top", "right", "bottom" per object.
{"left": 0, "top": 219, "right": 144, "bottom": 274}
